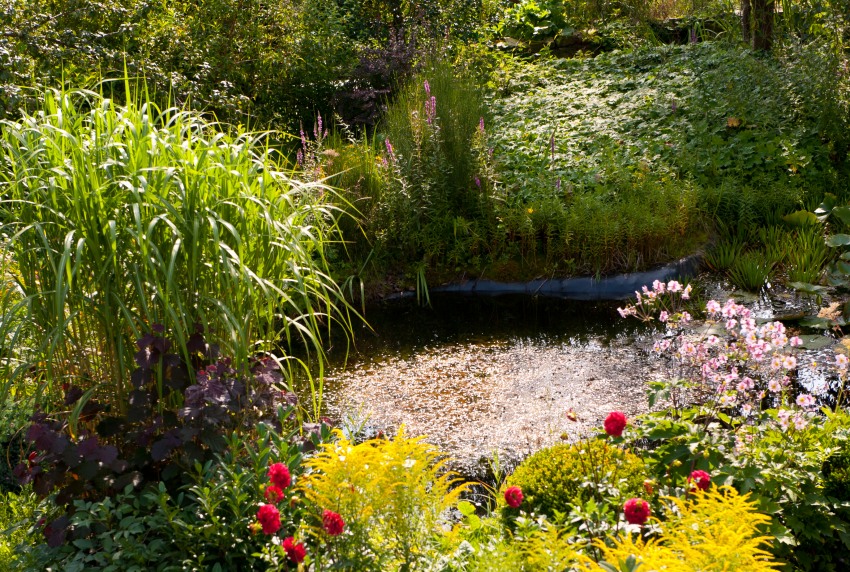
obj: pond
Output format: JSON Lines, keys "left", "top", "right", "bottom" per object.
{"left": 321, "top": 294, "right": 664, "bottom": 480}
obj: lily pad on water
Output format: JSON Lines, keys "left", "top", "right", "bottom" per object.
{"left": 798, "top": 316, "right": 836, "bottom": 329}
{"left": 795, "top": 334, "right": 835, "bottom": 350}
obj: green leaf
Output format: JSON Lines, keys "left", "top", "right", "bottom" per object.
{"left": 783, "top": 210, "right": 819, "bottom": 227}
{"left": 457, "top": 501, "right": 476, "bottom": 517}
{"left": 831, "top": 206, "right": 850, "bottom": 227}
{"left": 799, "top": 317, "right": 834, "bottom": 329}
{"left": 827, "top": 234, "right": 850, "bottom": 247}
{"left": 814, "top": 193, "right": 838, "bottom": 220}
{"left": 789, "top": 282, "right": 829, "bottom": 296}
{"left": 795, "top": 334, "right": 834, "bottom": 350}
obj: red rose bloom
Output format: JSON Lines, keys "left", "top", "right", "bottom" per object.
{"left": 688, "top": 469, "right": 711, "bottom": 491}
{"left": 604, "top": 411, "right": 627, "bottom": 437}
{"left": 283, "top": 537, "right": 307, "bottom": 563}
{"left": 623, "top": 498, "right": 651, "bottom": 525}
{"left": 265, "top": 484, "right": 285, "bottom": 504}
{"left": 322, "top": 509, "right": 345, "bottom": 536}
{"left": 268, "top": 463, "right": 292, "bottom": 489}
{"left": 504, "top": 486, "right": 524, "bottom": 508}
{"left": 257, "top": 504, "right": 281, "bottom": 535}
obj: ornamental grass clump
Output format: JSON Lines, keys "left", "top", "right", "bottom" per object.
{"left": 0, "top": 86, "right": 353, "bottom": 417}
{"left": 300, "top": 426, "right": 467, "bottom": 571}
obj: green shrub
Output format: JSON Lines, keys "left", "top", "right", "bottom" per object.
{"left": 505, "top": 439, "right": 648, "bottom": 519}
{"left": 0, "top": 489, "right": 37, "bottom": 570}
{"left": 824, "top": 446, "right": 850, "bottom": 502}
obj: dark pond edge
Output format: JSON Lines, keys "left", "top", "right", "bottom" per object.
{"left": 386, "top": 252, "right": 703, "bottom": 302}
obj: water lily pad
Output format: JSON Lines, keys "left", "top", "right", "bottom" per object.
{"left": 799, "top": 316, "right": 835, "bottom": 329}
{"left": 796, "top": 334, "right": 835, "bottom": 350}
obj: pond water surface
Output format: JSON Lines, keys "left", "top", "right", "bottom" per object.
{"left": 322, "top": 295, "right": 664, "bottom": 479}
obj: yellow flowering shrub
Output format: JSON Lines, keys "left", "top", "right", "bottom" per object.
{"left": 300, "top": 426, "right": 468, "bottom": 570}
{"left": 594, "top": 486, "right": 780, "bottom": 571}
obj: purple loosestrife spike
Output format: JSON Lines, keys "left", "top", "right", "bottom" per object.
{"left": 424, "top": 80, "right": 431, "bottom": 98}
{"left": 296, "top": 150, "right": 303, "bottom": 166}
{"left": 317, "top": 113, "right": 323, "bottom": 140}
{"left": 479, "top": 117, "right": 485, "bottom": 134}
{"left": 475, "top": 177, "right": 481, "bottom": 188}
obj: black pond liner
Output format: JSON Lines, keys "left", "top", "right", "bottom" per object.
{"left": 387, "top": 252, "right": 702, "bottom": 301}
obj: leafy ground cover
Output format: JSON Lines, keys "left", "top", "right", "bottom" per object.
{"left": 320, "top": 38, "right": 848, "bottom": 287}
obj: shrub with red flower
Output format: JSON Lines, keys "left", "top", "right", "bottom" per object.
{"left": 688, "top": 469, "right": 711, "bottom": 491}
{"left": 268, "top": 462, "right": 292, "bottom": 489}
{"left": 257, "top": 504, "right": 281, "bottom": 535}
{"left": 623, "top": 497, "right": 651, "bottom": 525}
{"left": 283, "top": 536, "right": 307, "bottom": 563}
{"left": 264, "top": 484, "right": 285, "bottom": 504}
{"left": 604, "top": 411, "right": 628, "bottom": 437}
{"left": 504, "top": 486, "right": 524, "bottom": 508}
{"left": 322, "top": 509, "right": 345, "bottom": 536}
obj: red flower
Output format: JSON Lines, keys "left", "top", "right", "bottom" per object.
{"left": 604, "top": 411, "right": 627, "bottom": 437}
{"left": 322, "top": 509, "right": 345, "bottom": 536}
{"left": 257, "top": 504, "right": 281, "bottom": 535}
{"left": 623, "top": 498, "right": 651, "bottom": 525}
{"left": 268, "top": 463, "right": 292, "bottom": 489}
{"left": 688, "top": 469, "right": 711, "bottom": 491}
{"left": 504, "top": 486, "right": 524, "bottom": 508}
{"left": 265, "top": 485, "right": 285, "bottom": 504}
{"left": 283, "top": 536, "right": 307, "bottom": 563}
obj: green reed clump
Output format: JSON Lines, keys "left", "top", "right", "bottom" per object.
{"left": 729, "top": 250, "right": 774, "bottom": 292}
{"left": 0, "top": 87, "right": 352, "bottom": 417}
{"left": 704, "top": 237, "right": 745, "bottom": 273}
{"left": 787, "top": 225, "right": 833, "bottom": 284}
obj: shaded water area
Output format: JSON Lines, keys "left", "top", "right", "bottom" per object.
{"left": 321, "top": 295, "right": 664, "bottom": 480}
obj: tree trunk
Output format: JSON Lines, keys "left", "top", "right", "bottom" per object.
{"left": 741, "top": 0, "right": 751, "bottom": 44}
{"left": 752, "top": 0, "right": 775, "bottom": 51}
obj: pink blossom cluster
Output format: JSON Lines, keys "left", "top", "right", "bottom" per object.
{"left": 621, "top": 286, "right": 850, "bottom": 437}
{"left": 617, "top": 280, "right": 692, "bottom": 323}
